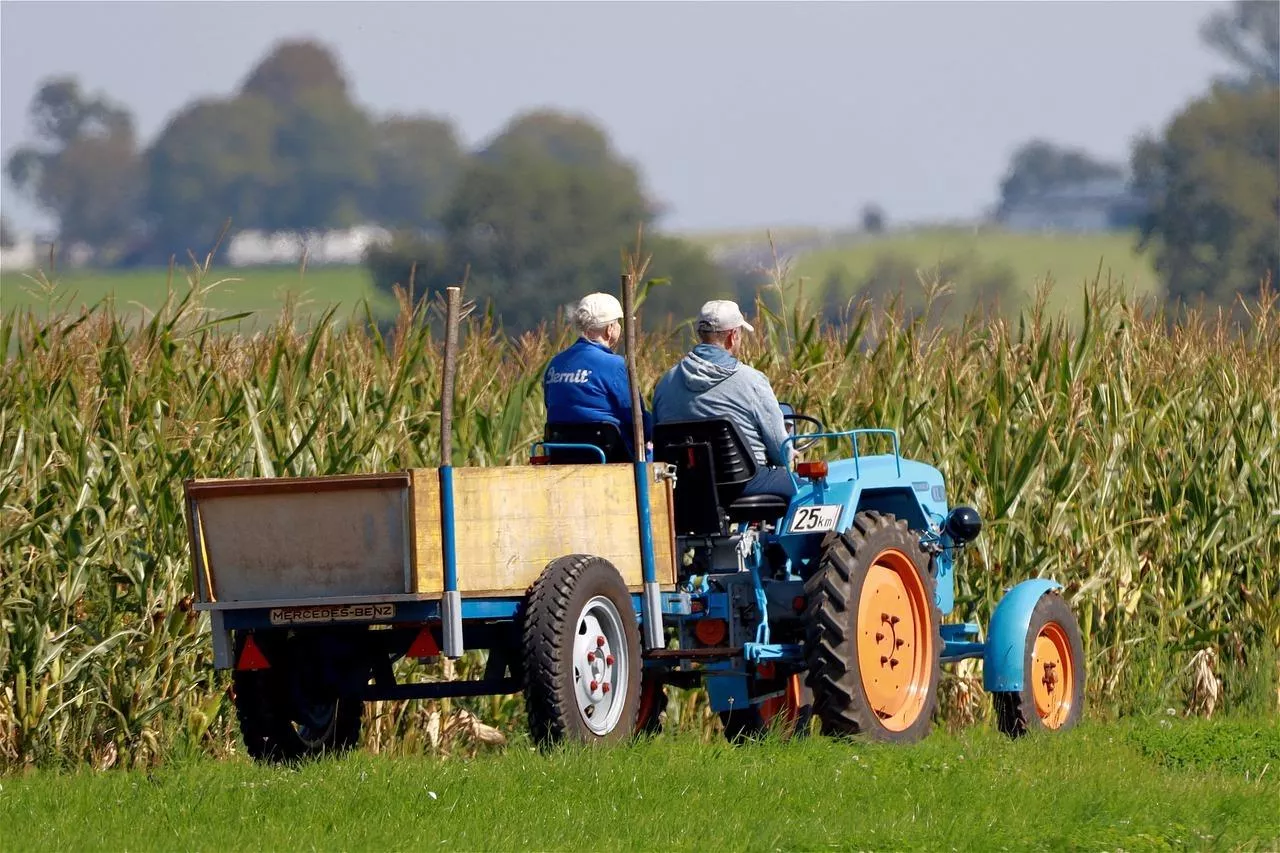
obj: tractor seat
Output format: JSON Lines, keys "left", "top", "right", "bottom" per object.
{"left": 653, "top": 417, "right": 792, "bottom": 535}
{"left": 726, "top": 494, "right": 791, "bottom": 523}
{"left": 543, "top": 421, "right": 634, "bottom": 464}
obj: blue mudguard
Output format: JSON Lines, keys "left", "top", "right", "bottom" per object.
{"left": 982, "top": 578, "right": 1063, "bottom": 693}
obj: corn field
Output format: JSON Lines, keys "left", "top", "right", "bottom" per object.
{"left": 2, "top": 263, "right": 1278, "bottom": 771}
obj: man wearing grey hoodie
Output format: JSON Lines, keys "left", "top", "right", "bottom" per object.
{"left": 652, "top": 300, "right": 797, "bottom": 499}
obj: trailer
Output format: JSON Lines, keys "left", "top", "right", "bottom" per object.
{"left": 185, "top": 283, "right": 1085, "bottom": 762}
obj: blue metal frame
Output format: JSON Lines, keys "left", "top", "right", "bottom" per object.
{"left": 983, "top": 579, "right": 1062, "bottom": 692}
{"left": 529, "top": 441, "right": 608, "bottom": 463}
{"left": 440, "top": 466, "right": 458, "bottom": 593}
{"left": 782, "top": 428, "right": 902, "bottom": 479}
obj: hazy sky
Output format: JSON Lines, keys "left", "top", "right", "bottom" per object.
{"left": 1, "top": 0, "right": 1234, "bottom": 234}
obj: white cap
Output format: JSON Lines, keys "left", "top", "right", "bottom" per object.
{"left": 573, "top": 292, "right": 624, "bottom": 330}
{"left": 696, "top": 299, "right": 755, "bottom": 333}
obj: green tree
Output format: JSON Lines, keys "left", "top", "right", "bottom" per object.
{"left": 996, "top": 140, "right": 1124, "bottom": 219}
{"left": 5, "top": 77, "right": 141, "bottom": 257}
{"left": 1131, "top": 82, "right": 1279, "bottom": 310}
{"left": 239, "top": 39, "right": 349, "bottom": 108}
{"left": 366, "top": 110, "right": 728, "bottom": 332}
{"left": 478, "top": 109, "right": 618, "bottom": 168}
{"left": 1200, "top": 0, "right": 1280, "bottom": 87}
{"left": 266, "top": 91, "right": 376, "bottom": 231}
{"left": 367, "top": 116, "right": 466, "bottom": 228}
{"left": 144, "top": 96, "right": 279, "bottom": 260}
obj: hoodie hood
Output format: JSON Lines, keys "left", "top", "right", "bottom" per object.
{"left": 674, "top": 344, "right": 740, "bottom": 392}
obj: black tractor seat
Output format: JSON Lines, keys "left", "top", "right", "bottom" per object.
{"left": 542, "top": 421, "right": 634, "bottom": 464}
{"left": 653, "top": 418, "right": 792, "bottom": 536}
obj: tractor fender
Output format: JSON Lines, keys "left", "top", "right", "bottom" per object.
{"left": 982, "top": 578, "right": 1063, "bottom": 693}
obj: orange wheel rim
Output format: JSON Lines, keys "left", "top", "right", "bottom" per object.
{"left": 855, "top": 548, "right": 934, "bottom": 732}
{"left": 1031, "top": 622, "right": 1074, "bottom": 729}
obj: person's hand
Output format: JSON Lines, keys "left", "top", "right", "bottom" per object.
{"left": 788, "top": 446, "right": 801, "bottom": 466}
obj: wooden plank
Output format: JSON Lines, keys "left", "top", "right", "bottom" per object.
{"left": 411, "top": 463, "right": 677, "bottom": 596}
{"left": 194, "top": 485, "right": 411, "bottom": 602}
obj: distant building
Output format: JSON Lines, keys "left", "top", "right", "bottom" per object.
{"left": 999, "top": 177, "right": 1145, "bottom": 233}
{"left": 225, "top": 225, "right": 393, "bottom": 267}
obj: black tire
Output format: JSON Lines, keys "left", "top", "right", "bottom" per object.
{"left": 232, "top": 635, "right": 363, "bottom": 764}
{"left": 993, "top": 592, "right": 1085, "bottom": 738}
{"left": 522, "top": 555, "right": 643, "bottom": 746}
{"left": 803, "top": 511, "right": 942, "bottom": 743}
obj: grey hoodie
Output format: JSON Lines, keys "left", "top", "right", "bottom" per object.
{"left": 652, "top": 344, "right": 790, "bottom": 466}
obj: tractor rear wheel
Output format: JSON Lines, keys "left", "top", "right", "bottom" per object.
{"left": 522, "top": 555, "right": 643, "bottom": 747}
{"left": 993, "top": 592, "right": 1085, "bottom": 737}
{"left": 719, "top": 674, "right": 813, "bottom": 742}
{"left": 804, "top": 511, "right": 942, "bottom": 743}
{"left": 232, "top": 633, "right": 364, "bottom": 764}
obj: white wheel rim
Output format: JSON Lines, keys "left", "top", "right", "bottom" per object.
{"left": 572, "top": 595, "right": 628, "bottom": 735}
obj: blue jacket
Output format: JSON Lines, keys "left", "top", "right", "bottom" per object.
{"left": 543, "top": 338, "right": 653, "bottom": 454}
{"left": 652, "top": 344, "right": 789, "bottom": 466}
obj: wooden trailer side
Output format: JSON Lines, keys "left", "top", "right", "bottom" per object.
{"left": 410, "top": 463, "right": 678, "bottom": 596}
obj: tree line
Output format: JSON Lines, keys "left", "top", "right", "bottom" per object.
{"left": 4, "top": 0, "right": 1277, "bottom": 324}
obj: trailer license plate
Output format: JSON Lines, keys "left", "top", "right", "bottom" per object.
{"left": 788, "top": 504, "right": 842, "bottom": 534}
{"left": 269, "top": 603, "right": 396, "bottom": 626}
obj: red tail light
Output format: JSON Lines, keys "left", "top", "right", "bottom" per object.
{"left": 796, "top": 460, "right": 828, "bottom": 479}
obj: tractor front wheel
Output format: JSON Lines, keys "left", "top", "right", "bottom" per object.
{"left": 804, "top": 511, "right": 942, "bottom": 743}
{"left": 522, "top": 555, "right": 643, "bottom": 747}
{"left": 992, "top": 592, "right": 1085, "bottom": 737}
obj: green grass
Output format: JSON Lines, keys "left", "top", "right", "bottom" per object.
{"left": 2, "top": 719, "right": 1276, "bottom": 852}
{"left": 792, "top": 227, "right": 1159, "bottom": 320}
{"left": 0, "top": 264, "right": 392, "bottom": 325}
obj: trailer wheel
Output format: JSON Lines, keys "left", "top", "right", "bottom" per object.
{"left": 523, "top": 555, "right": 642, "bottom": 746}
{"left": 804, "top": 511, "right": 942, "bottom": 743}
{"left": 993, "top": 592, "right": 1085, "bottom": 737}
{"left": 232, "top": 634, "right": 363, "bottom": 764}
{"left": 719, "top": 674, "right": 813, "bottom": 742}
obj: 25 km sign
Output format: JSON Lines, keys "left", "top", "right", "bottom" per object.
{"left": 787, "top": 504, "right": 842, "bottom": 534}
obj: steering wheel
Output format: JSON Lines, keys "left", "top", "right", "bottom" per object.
{"left": 780, "top": 403, "right": 826, "bottom": 453}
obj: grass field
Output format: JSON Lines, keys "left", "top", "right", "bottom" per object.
{"left": 0, "top": 228, "right": 1158, "bottom": 328}
{"left": 2, "top": 719, "right": 1276, "bottom": 851}
{"left": 790, "top": 228, "right": 1158, "bottom": 321}
{"left": 0, "top": 263, "right": 390, "bottom": 326}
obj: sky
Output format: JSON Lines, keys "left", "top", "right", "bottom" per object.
{"left": 0, "top": 0, "right": 1235, "bottom": 235}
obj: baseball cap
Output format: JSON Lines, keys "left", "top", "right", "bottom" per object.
{"left": 696, "top": 300, "right": 755, "bottom": 333}
{"left": 574, "top": 292, "right": 624, "bottom": 329}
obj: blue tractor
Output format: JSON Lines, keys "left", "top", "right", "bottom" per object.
{"left": 541, "top": 406, "right": 1086, "bottom": 743}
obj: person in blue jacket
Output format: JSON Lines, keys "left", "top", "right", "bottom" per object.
{"left": 543, "top": 292, "right": 653, "bottom": 459}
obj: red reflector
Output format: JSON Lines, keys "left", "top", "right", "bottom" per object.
{"left": 757, "top": 662, "right": 777, "bottom": 680}
{"left": 796, "top": 460, "right": 829, "bottom": 479}
{"left": 792, "top": 595, "right": 806, "bottom": 613}
{"left": 530, "top": 455, "right": 550, "bottom": 466}
{"left": 237, "top": 635, "right": 270, "bottom": 671}
{"left": 408, "top": 627, "right": 441, "bottom": 658}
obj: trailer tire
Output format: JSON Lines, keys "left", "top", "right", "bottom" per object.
{"left": 232, "top": 634, "right": 363, "bottom": 764}
{"left": 523, "top": 555, "right": 642, "bottom": 747}
{"left": 804, "top": 511, "right": 942, "bottom": 743}
{"left": 992, "top": 592, "right": 1085, "bottom": 737}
